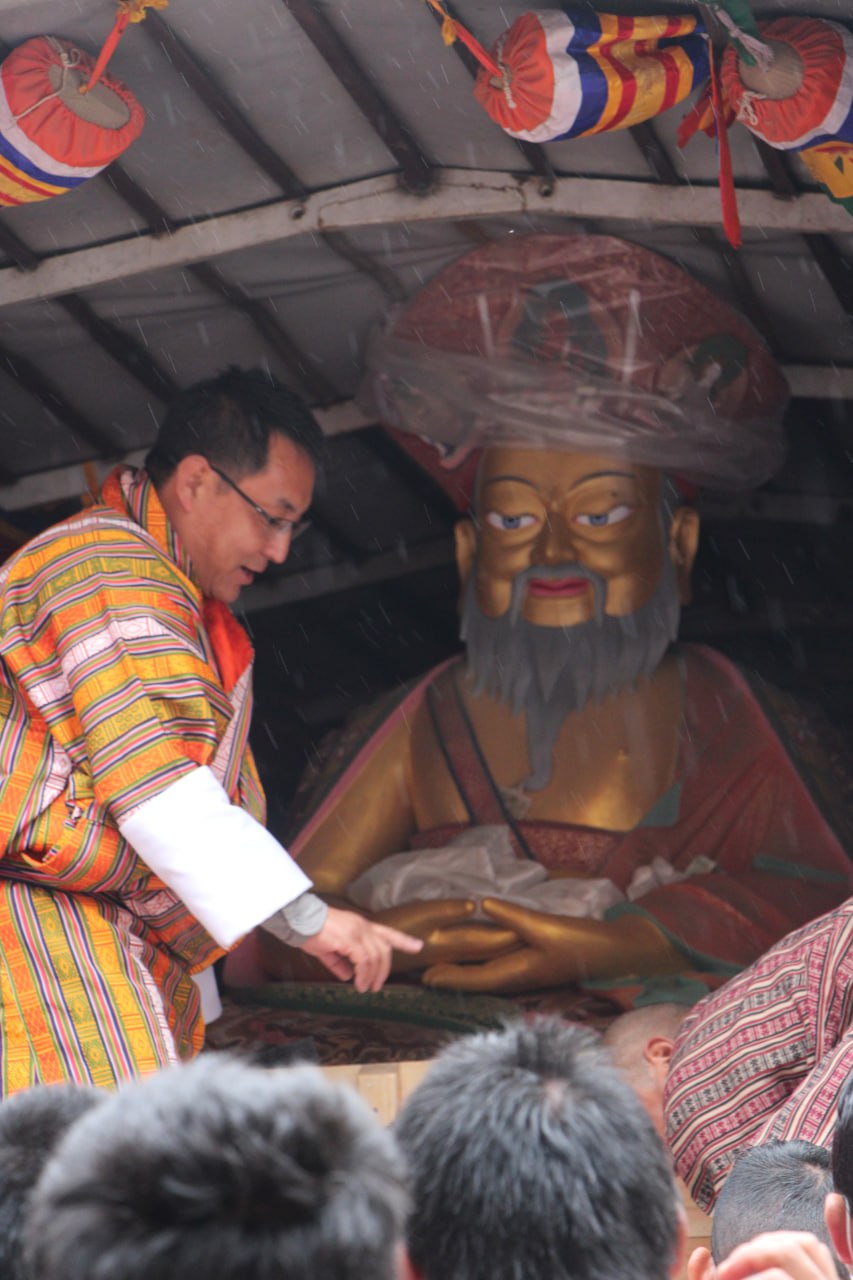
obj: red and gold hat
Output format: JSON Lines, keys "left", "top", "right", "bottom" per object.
{"left": 362, "top": 234, "right": 788, "bottom": 508}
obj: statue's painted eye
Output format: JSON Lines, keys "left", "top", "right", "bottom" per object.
{"left": 575, "top": 503, "right": 633, "bottom": 528}
{"left": 485, "top": 511, "right": 538, "bottom": 531}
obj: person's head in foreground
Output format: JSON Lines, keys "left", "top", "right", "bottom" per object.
{"left": 23, "top": 1055, "right": 410, "bottom": 1280}
{"left": 601, "top": 1002, "right": 691, "bottom": 1137}
{"left": 826, "top": 1069, "right": 853, "bottom": 1269}
{"left": 146, "top": 366, "right": 323, "bottom": 603}
{"left": 0, "top": 1083, "right": 104, "bottom": 1280}
{"left": 687, "top": 1141, "right": 846, "bottom": 1280}
{"left": 394, "top": 1015, "right": 685, "bottom": 1280}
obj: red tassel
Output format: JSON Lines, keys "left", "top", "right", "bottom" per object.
{"left": 678, "top": 81, "right": 716, "bottom": 147}
{"left": 710, "top": 50, "right": 741, "bottom": 249}
{"left": 80, "top": 10, "right": 131, "bottom": 93}
{"left": 423, "top": 0, "right": 501, "bottom": 79}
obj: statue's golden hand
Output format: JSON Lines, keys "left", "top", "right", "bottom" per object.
{"left": 422, "top": 899, "right": 683, "bottom": 993}
{"left": 371, "top": 899, "right": 521, "bottom": 973}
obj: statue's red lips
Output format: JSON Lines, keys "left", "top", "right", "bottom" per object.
{"left": 527, "top": 577, "right": 589, "bottom": 598}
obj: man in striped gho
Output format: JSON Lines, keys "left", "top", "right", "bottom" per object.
{"left": 604, "top": 897, "right": 853, "bottom": 1212}
{"left": 0, "top": 367, "right": 419, "bottom": 1093}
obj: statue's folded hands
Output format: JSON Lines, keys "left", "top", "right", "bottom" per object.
{"left": 370, "top": 899, "right": 521, "bottom": 972}
{"left": 423, "top": 900, "right": 685, "bottom": 994}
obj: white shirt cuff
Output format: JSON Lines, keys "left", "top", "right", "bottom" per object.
{"left": 118, "top": 765, "right": 311, "bottom": 949}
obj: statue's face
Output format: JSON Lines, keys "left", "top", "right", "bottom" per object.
{"left": 469, "top": 446, "right": 667, "bottom": 628}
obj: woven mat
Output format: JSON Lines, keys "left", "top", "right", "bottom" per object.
{"left": 204, "top": 981, "right": 619, "bottom": 1065}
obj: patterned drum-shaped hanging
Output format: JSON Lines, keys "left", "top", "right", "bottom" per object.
{"left": 473, "top": 8, "right": 709, "bottom": 144}
{"left": 720, "top": 17, "right": 853, "bottom": 151}
{"left": 0, "top": 36, "right": 144, "bottom": 206}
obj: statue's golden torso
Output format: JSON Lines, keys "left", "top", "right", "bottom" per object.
{"left": 410, "top": 652, "right": 683, "bottom": 834}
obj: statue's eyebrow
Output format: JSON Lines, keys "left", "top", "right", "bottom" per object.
{"left": 570, "top": 469, "right": 638, "bottom": 489}
{"left": 482, "top": 469, "right": 638, "bottom": 494}
{"left": 482, "top": 474, "right": 539, "bottom": 490}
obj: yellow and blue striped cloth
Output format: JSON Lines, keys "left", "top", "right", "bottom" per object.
{"left": 475, "top": 8, "right": 708, "bottom": 144}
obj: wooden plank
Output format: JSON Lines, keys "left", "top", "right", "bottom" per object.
{"left": 281, "top": 0, "right": 434, "bottom": 194}
{"left": 2, "top": 172, "right": 851, "bottom": 308}
{"left": 321, "top": 1059, "right": 431, "bottom": 1125}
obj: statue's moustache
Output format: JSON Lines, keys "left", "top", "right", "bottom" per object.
{"left": 508, "top": 563, "right": 607, "bottom": 626}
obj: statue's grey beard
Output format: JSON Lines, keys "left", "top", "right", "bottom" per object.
{"left": 460, "top": 553, "right": 681, "bottom": 791}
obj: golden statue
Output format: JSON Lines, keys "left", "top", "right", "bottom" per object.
{"left": 254, "top": 235, "right": 853, "bottom": 996}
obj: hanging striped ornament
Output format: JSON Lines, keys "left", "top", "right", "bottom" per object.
{"left": 720, "top": 17, "right": 853, "bottom": 152}
{"left": 473, "top": 9, "right": 708, "bottom": 144}
{"left": 0, "top": 36, "right": 144, "bottom": 207}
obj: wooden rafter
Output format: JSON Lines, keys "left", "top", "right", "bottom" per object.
{"left": 57, "top": 295, "right": 178, "bottom": 403}
{"left": 280, "top": 0, "right": 434, "bottom": 194}
{"left": 320, "top": 231, "right": 408, "bottom": 304}
{"left": 0, "top": 217, "right": 40, "bottom": 271}
{"left": 142, "top": 12, "right": 307, "bottom": 201}
{"left": 0, "top": 212, "right": 179, "bottom": 410}
{"left": 752, "top": 139, "right": 853, "bottom": 322}
{"left": 188, "top": 261, "right": 340, "bottom": 406}
{"left": 628, "top": 120, "right": 781, "bottom": 346}
{"left": 2, "top": 171, "right": 850, "bottom": 309}
{"left": 103, "top": 164, "right": 178, "bottom": 236}
{"left": 119, "top": 14, "right": 406, "bottom": 387}
{"left": 0, "top": 345, "right": 119, "bottom": 460}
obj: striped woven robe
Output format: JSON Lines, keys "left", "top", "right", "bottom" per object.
{"left": 0, "top": 467, "right": 268, "bottom": 1092}
{"left": 665, "top": 896, "right": 853, "bottom": 1210}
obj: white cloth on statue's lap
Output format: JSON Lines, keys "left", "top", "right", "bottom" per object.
{"left": 347, "top": 825, "right": 625, "bottom": 920}
{"left": 348, "top": 827, "right": 715, "bottom": 920}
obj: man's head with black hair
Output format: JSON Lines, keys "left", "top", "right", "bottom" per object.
{"left": 145, "top": 366, "right": 324, "bottom": 486}
{"left": 24, "top": 1056, "right": 409, "bottom": 1280}
{"left": 394, "top": 1015, "right": 684, "bottom": 1280}
{"left": 826, "top": 1071, "right": 853, "bottom": 1270}
{"left": 147, "top": 368, "right": 322, "bottom": 602}
{"left": 0, "top": 1083, "right": 104, "bottom": 1280}
{"left": 686, "top": 1142, "right": 846, "bottom": 1280}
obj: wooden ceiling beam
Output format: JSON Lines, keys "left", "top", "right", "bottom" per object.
{"left": 188, "top": 260, "right": 340, "bottom": 406}
{"left": 0, "top": 217, "right": 40, "bottom": 271}
{"left": 629, "top": 120, "right": 781, "bottom": 346}
{"left": 56, "top": 294, "right": 178, "bottom": 403}
{"left": 753, "top": 138, "right": 853, "bottom": 322}
{"left": 242, "top": 537, "right": 454, "bottom": 613}
{"left": 102, "top": 164, "right": 178, "bottom": 235}
{"left": 3, "top": 170, "right": 849, "bottom": 307}
{"left": 0, "top": 211, "right": 177, "bottom": 405}
{"left": 0, "top": 345, "right": 119, "bottom": 458}
{"left": 803, "top": 234, "right": 853, "bottom": 321}
{"left": 319, "top": 231, "right": 408, "bottom": 304}
{"left": 121, "top": 15, "right": 408, "bottom": 367}
{"left": 142, "top": 12, "right": 307, "bottom": 201}
{"left": 279, "top": 0, "right": 434, "bottom": 194}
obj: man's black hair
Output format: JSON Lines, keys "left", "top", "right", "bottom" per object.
{"left": 0, "top": 1083, "right": 104, "bottom": 1280}
{"left": 24, "top": 1056, "right": 408, "bottom": 1280}
{"left": 711, "top": 1141, "right": 845, "bottom": 1278}
{"left": 145, "top": 367, "right": 324, "bottom": 486}
{"left": 394, "top": 1015, "right": 681, "bottom": 1280}
{"left": 833, "top": 1070, "right": 853, "bottom": 1203}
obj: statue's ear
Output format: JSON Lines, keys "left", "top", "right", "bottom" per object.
{"left": 668, "top": 506, "right": 700, "bottom": 606}
{"left": 454, "top": 518, "right": 477, "bottom": 591}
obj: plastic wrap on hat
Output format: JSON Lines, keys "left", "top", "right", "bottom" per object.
{"left": 474, "top": 9, "right": 708, "bottom": 144}
{"left": 0, "top": 36, "right": 144, "bottom": 206}
{"left": 362, "top": 235, "right": 788, "bottom": 495}
{"left": 721, "top": 18, "right": 853, "bottom": 151}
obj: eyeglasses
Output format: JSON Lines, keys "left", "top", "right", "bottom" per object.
{"left": 208, "top": 463, "right": 310, "bottom": 540}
